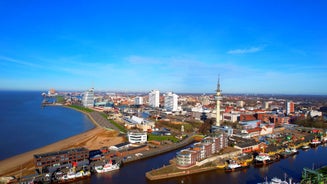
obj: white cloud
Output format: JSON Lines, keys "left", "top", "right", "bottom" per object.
{"left": 227, "top": 47, "right": 263, "bottom": 54}
{"left": 0, "top": 56, "right": 42, "bottom": 68}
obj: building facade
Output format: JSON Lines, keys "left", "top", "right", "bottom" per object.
{"left": 34, "top": 147, "right": 89, "bottom": 170}
{"left": 176, "top": 133, "right": 228, "bottom": 168}
{"left": 82, "top": 88, "right": 95, "bottom": 107}
{"left": 127, "top": 131, "right": 148, "bottom": 143}
{"left": 286, "top": 101, "right": 295, "bottom": 115}
{"left": 176, "top": 149, "right": 199, "bottom": 167}
{"left": 164, "top": 92, "right": 179, "bottom": 112}
{"left": 149, "top": 90, "right": 160, "bottom": 108}
{"left": 134, "top": 96, "right": 144, "bottom": 105}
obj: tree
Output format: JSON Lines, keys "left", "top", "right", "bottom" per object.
{"left": 199, "top": 118, "right": 214, "bottom": 135}
{"left": 200, "top": 112, "right": 207, "bottom": 122}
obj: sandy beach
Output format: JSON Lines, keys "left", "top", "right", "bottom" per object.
{"left": 0, "top": 127, "right": 124, "bottom": 177}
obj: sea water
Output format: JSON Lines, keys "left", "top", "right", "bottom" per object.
{"left": 0, "top": 91, "right": 94, "bottom": 160}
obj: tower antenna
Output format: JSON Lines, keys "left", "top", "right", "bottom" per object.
{"left": 215, "top": 74, "right": 222, "bottom": 126}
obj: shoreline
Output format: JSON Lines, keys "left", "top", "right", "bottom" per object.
{"left": 0, "top": 105, "right": 123, "bottom": 178}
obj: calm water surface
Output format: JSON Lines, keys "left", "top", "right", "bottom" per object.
{"left": 0, "top": 91, "right": 94, "bottom": 160}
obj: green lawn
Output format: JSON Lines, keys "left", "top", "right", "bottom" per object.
{"left": 68, "top": 105, "right": 94, "bottom": 113}
{"left": 148, "top": 134, "right": 180, "bottom": 143}
{"left": 99, "top": 113, "right": 127, "bottom": 133}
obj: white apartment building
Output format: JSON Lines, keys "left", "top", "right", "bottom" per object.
{"left": 310, "top": 110, "right": 322, "bottom": 117}
{"left": 149, "top": 90, "right": 160, "bottom": 108}
{"left": 127, "top": 131, "right": 147, "bottom": 143}
{"left": 134, "top": 96, "right": 143, "bottom": 105}
{"left": 164, "top": 92, "right": 178, "bottom": 112}
{"left": 82, "top": 88, "right": 95, "bottom": 107}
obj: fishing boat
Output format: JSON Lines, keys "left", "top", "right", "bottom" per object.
{"left": 58, "top": 168, "right": 91, "bottom": 183}
{"left": 254, "top": 153, "right": 273, "bottom": 166}
{"left": 310, "top": 138, "right": 321, "bottom": 148}
{"left": 301, "top": 145, "right": 310, "bottom": 150}
{"left": 257, "top": 174, "right": 297, "bottom": 184}
{"left": 224, "top": 160, "right": 249, "bottom": 172}
{"left": 94, "top": 160, "right": 120, "bottom": 173}
{"left": 279, "top": 148, "right": 298, "bottom": 158}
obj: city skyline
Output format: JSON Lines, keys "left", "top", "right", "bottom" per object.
{"left": 0, "top": 1, "right": 326, "bottom": 95}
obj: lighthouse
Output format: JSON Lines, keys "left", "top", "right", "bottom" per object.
{"left": 215, "top": 76, "right": 223, "bottom": 126}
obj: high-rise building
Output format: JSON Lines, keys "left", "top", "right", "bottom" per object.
{"left": 164, "top": 92, "right": 179, "bottom": 112}
{"left": 82, "top": 88, "right": 95, "bottom": 107}
{"left": 236, "top": 100, "right": 244, "bottom": 108}
{"left": 263, "top": 101, "right": 271, "bottom": 110}
{"left": 134, "top": 96, "right": 143, "bottom": 105}
{"left": 149, "top": 90, "right": 160, "bottom": 108}
{"left": 286, "top": 101, "right": 295, "bottom": 115}
{"left": 215, "top": 76, "right": 223, "bottom": 126}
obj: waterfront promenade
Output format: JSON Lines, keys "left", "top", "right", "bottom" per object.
{"left": 63, "top": 105, "right": 121, "bottom": 132}
{"left": 88, "top": 111, "right": 121, "bottom": 132}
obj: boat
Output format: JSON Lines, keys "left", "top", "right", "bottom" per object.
{"left": 301, "top": 145, "right": 310, "bottom": 150}
{"left": 279, "top": 148, "right": 298, "bottom": 158}
{"left": 254, "top": 153, "right": 274, "bottom": 166}
{"left": 58, "top": 168, "right": 91, "bottom": 183}
{"left": 310, "top": 138, "right": 321, "bottom": 148}
{"left": 224, "top": 160, "right": 249, "bottom": 172}
{"left": 94, "top": 160, "right": 120, "bottom": 173}
{"left": 321, "top": 136, "right": 327, "bottom": 144}
{"left": 257, "top": 175, "right": 297, "bottom": 184}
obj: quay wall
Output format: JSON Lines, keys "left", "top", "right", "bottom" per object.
{"left": 123, "top": 134, "right": 195, "bottom": 164}
{"left": 146, "top": 165, "right": 219, "bottom": 181}
{"left": 146, "top": 150, "right": 244, "bottom": 181}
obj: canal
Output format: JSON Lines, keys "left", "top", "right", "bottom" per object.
{"left": 85, "top": 145, "right": 327, "bottom": 184}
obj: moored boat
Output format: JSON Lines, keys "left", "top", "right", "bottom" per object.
{"left": 279, "top": 148, "right": 298, "bottom": 159}
{"left": 58, "top": 168, "right": 91, "bottom": 183}
{"left": 257, "top": 174, "right": 297, "bottom": 184}
{"left": 254, "top": 153, "right": 274, "bottom": 166}
{"left": 301, "top": 145, "right": 310, "bottom": 150}
{"left": 224, "top": 160, "right": 249, "bottom": 172}
{"left": 310, "top": 138, "right": 321, "bottom": 148}
{"left": 94, "top": 160, "right": 120, "bottom": 173}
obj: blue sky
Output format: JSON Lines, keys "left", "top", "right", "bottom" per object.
{"left": 0, "top": 1, "right": 326, "bottom": 94}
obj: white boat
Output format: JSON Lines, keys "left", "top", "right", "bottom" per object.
{"left": 270, "top": 177, "right": 288, "bottom": 184}
{"left": 224, "top": 159, "right": 249, "bottom": 172}
{"left": 256, "top": 153, "right": 270, "bottom": 161}
{"left": 75, "top": 170, "right": 91, "bottom": 178}
{"left": 94, "top": 160, "right": 120, "bottom": 173}
{"left": 301, "top": 145, "right": 310, "bottom": 150}
{"left": 258, "top": 174, "right": 298, "bottom": 184}
{"left": 59, "top": 168, "right": 91, "bottom": 182}
{"left": 61, "top": 169, "right": 76, "bottom": 180}
{"left": 254, "top": 153, "right": 273, "bottom": 166}
{"left": 290, "top": 147, "right": 298, "bottom": 154}
{"left": 310, "top": 139, "right": 321, "bottom": 147}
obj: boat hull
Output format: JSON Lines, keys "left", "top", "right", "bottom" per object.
{"left": 225, "top": 165, "right": 249, "bottom": 172}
